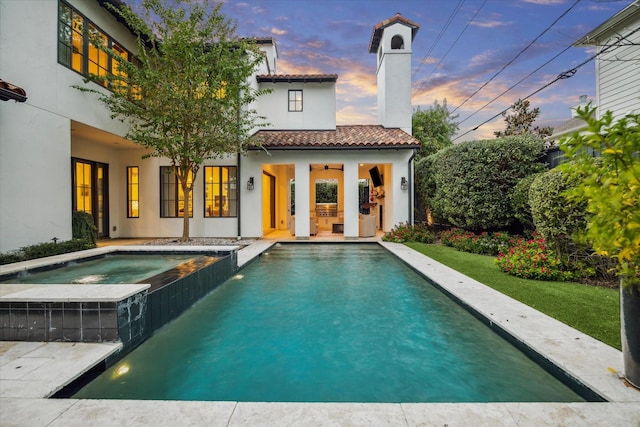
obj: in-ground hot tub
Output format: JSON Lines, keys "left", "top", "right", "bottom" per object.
{"left": 0, "top": 246, "right": 238, "bottom": 351}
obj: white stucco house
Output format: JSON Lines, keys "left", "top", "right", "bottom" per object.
{"left": 0, "top": 0, "right": 422, "bottom": 253}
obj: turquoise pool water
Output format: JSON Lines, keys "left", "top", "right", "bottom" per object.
{"left": 74, "top": 244, "right": 583, "bottom": 402}
{"left": 0, "top": 254, "right": 205, "bottom": 285}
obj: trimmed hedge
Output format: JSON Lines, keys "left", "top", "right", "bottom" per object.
{"left": 510, "top": 172, "right": 544, "bottom": 232}
{"left": 425, "top": 134, "right": 546, "bottom": 230}
{"left": 0, "top": 239, "right": 96, "bottom": 265}
{"left": 0, "top": 211, "right": 98, "bottom": 265}
{"left": 529, "top": 169, "right": 586, "bottom": 256}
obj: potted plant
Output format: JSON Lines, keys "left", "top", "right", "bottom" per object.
{"left": 560, "top": 106, "right": 640, "bottom": 387}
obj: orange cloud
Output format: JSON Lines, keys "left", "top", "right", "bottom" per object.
{"left": 271, "top": 28, "right": 287, "bottom": 36}
{"left": 305, "top": 40, "right": 326, "bottom": 49}
{"left": 337, "top": 105, "right": 376, "bottom": 126}
{"left": 420, "top": 57, "right": 439, "bottom": 65}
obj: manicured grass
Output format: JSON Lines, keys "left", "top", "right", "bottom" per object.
{"left": 405, "top": 242, "right": 621, "bottom": 350}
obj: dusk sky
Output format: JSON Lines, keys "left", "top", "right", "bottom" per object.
{"left": 217, "top": 0, "right": 633, "bottom": 142}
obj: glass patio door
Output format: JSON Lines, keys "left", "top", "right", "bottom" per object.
{"left": 72, "top": 158, "right": 109, "bottom": 238}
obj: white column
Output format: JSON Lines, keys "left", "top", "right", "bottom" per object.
{"left": 294, "top": 162, "right": 310, "bottom": 238}
{"left": 343, "top": 162, "right": 359, "bottom": 239}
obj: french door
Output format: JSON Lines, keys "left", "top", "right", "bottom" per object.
{"left": 72, "top": 158, "right": 109, "bottom": 238}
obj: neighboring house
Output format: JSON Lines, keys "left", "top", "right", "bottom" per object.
{"left": 574, "top": 0, "right": 640, "bottom": 121}
{"left": 545, "top": 95, "right": 591, "bottom": 167}
{"left": 0, "top": 0, "right": 421, "bottom": 252}
{"left": 545, "top": 0, "right": 639, "bottom": 166}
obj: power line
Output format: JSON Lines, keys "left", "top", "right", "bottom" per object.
{"left": 451, "top": 0, "right": 582, "bottom": 114}
{"left": 416, "top": 0, "right": 488, "bottom": 92}
{"left": 452, "top": 25, "right": 640, "bottom": 142}
{"left": 412, "top": 0, "right": 466, "bottom": 80}
{"left": 457, "top": 42, "right": 575, "bottom": 127}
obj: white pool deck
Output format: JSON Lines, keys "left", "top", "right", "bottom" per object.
{"left": 1, "top": 239, "right": 639, "bottom": 426}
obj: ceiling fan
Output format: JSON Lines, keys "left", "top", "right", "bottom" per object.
{"left": 310, "top": 164, "right": 344, "bottom": 171}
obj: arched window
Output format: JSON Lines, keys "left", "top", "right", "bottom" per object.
{"left": 391, "top": 35, "right": 404, "bottom": 49}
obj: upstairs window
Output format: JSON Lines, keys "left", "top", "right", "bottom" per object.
{"left": 88, "top": 24, "right": 109, "bottom": 87}
{"left": 58, "top": 2, "right": 84, "bottom": 73}
{"left": 288, "top": 90, "right": 303, "bottom": 112}
{"left": 58, "top": 1, "right": 134, "bottom": 91}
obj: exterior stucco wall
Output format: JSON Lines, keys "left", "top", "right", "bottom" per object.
{"left": 0, "top": 105, "right": 72, "bottom": 252}
{"left": 104, "top": 152, "right": 242, "bottom": 240}
{"left": 0, "top": 1, "right": 417, "bottom": 252}
{"left": 0, "top": 0, "right": 138, "bottom": 251}
{"left": 257, "top": 82, "right": 336, "bottom": 130}
{"left": 376, "top": 22, "right": 413, "bottom": 134}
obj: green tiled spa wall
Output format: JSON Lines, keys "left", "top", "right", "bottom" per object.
{"left": 0, "top": 301, "right": 121, "bottom": 342}
{"left": 145, "top": 252, "right": 237, "bottom": 334}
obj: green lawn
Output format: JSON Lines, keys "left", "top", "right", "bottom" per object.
{"left": 405, "top": 242, "right": 621, "bottom": 350}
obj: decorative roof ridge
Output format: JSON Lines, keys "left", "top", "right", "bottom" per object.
{"left": 250, "top": 125, "right": 421, "bottom": 150}
{"left": 256, "top": 74, "right": 338, "bottom": 83}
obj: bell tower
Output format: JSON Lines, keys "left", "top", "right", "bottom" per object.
{"left": 369, "top": 13, "right": 420, "bottom": 135}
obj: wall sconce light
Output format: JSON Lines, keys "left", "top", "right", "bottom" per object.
{"left": 247, "top": 177, "right": 254, "bottom": 190}
{"left": 401, "top": 177, "right": 408, "bottom": 190}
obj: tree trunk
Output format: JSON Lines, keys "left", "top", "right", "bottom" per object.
{"left": 179, "top": 170, "right": 191, "bottom": 242}
{"left": 181, "top": 188, "right": 190, "bottom": 242}
{"left": 621, "top": 279, "right": 640, "bottom": 388}
{"left": 180, "top": 184, "right": 190, "bottom": 242}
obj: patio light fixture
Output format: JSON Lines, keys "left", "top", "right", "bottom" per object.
{"left": 401, "top": 177, "right": 408, "bottom": 190}
{"left": 247, "top": 177, "right": 254, "bottom": 190}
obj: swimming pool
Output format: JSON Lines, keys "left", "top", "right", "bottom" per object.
{"left": 73, "top": 243, "right": 584, "bottom": 402}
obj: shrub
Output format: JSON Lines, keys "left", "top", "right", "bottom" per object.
{"left": 529, "top": 169, "right": 587, "bottom": 259}
{"left": 495, "top": 235, "right": 574, "bottom": 281}
{"left": 428, "top": 134, "right": 547, "bottom": 230}
{"left": 415, "top": 155, "right": 439, "bottom": 224}
{"left": 440, "top": 228, "right": 513, "bottom": 256}
{"left": 72, "top": 211, "right": 98, "bottom": 245}
{"left": 560, "top": 107, "right": 640, "bottom": 287}
{"left": 0, "top": 239, "right": 95, "bottom": 265}
{"left": 510, "top": 172, "right": 543, "bottom": 232}
{"left": 382, "top": 222, "right": 435, "bottom": 243}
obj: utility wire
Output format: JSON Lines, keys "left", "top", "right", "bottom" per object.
{"left": 451, "top": 0, "right": 582, "bottom": 114}
{"left": 458, "top": 24, "right": 640, "bottom": 126}
{"left": 416, "top": 0, "right": 488, "bottom": 91}
{"left": 412, "top": 0, "right": 466, "bottom": 80}
{"left": 457, "top": 42, "right": 575, "bottom": 126}
{"left": 452, "top": 25, "right": 640, "bottom": 141}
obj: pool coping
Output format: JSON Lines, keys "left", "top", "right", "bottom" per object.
{"left": 1, "top": 240, "right": 639, "bottom": 425}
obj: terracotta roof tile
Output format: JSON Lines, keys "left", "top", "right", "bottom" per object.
{"left": 369, "top": 13, "right": 420, "bottom": 53}
{"left": 257, "top": 74, "right": 338, "bottom": 83}
{"left": 251, "top": 125, "right": 421, "bottom": 150}
{"left": 0, "top": 79, "right": 27, "bottom": 102}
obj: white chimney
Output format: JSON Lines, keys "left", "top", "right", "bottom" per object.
{"left": 369, "top": 14, "right": 420, "bottom": 135}
{"left": 571, "top": 95, "right": 589, "bottom": 118}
